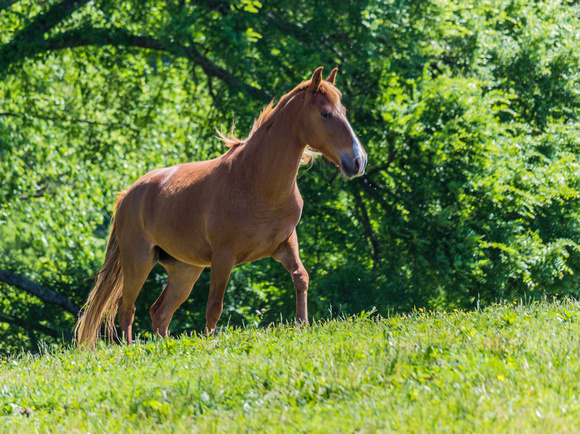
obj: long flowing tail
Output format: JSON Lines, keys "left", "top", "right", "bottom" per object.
{"left": 74, "top": 195, "right": 125, "bottom": 348}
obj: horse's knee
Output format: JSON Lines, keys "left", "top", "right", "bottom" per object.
{"left": 292, "top": 268, "right": 309, "bottom": 292}
{"left": 292, "top": 267, "right": 309, "bottom": 325}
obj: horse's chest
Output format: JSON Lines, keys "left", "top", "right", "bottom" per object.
{"left": 246, "top": 216, "right": 295, "bottom": 246}
{"left": 206, "top": 193, "right": 302, "bottom": 262}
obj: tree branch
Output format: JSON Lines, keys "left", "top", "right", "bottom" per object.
{"left": 0, "top": 0, "right": 91, "bottom": 70}
{"left": 0, "top": 111, "right": 134, "bottom": 129}
{"left": 366, "top": 149, "right": 398, "bottom": 177}
{"left": 0, "top": 269, "right": 80, "bottom": 316}
{"left": 358, "top": 175, "right": 393, "bottom": 213}
{"left": 0, "top": 312, "right": 65, "bottom": 339}
{"left": 0, "top": 0, "right": 270, "bottom": 101}
{"left": 352, "top": 185, "right": 381, "bottom": 273}
{"left": 16, "top": 26, "right": 271, "bottom": 101}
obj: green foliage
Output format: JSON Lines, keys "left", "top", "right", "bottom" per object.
{"left": 1, "top": 0, "right": 580, "bottom": 351}
{"left": 2, "top": 301, "right": 580, "bottom": 430}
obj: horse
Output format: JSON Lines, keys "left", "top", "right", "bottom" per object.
{"left": 74, "top": 67, "right": 367, "bottom": 347}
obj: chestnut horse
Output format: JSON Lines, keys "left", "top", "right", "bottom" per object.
{"left": 75, "top": 67, "right": 367, "bottom": 347}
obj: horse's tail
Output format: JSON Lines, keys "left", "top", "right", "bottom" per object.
{"left": 74, "top": 193, "right": 126, "bottom": 348}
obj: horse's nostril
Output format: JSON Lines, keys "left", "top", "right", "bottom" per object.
{"left": 340, "top": 153, "right": 365, "bottom": 178}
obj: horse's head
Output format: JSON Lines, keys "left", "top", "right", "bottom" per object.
{"left": 299, "top": 67, "right": 367, "bottom": 179}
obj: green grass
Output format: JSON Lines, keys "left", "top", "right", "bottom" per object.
{"left": 2, "top": 300, "right": 580, "bottom": 432}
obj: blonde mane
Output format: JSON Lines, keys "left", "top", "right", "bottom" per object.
{"left": 218, "top": 80, "right": 342, "bottom": 165}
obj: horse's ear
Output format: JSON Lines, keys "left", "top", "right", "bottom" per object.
{"left": 326, "top": 68, "right": 338, "bottom": 85}
{"left": 309, "top": 67, "right": 324, "bottom": 94}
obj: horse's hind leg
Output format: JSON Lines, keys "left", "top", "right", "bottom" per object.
{"left": 118, "top": 241, "right": 155, "bottom": 344}
{"left": 150, "top": 260, "right": 204, "bottom": 337}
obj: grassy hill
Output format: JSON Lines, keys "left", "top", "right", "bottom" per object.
{"left": 1, "top": 300, "right": 580, "bottom": 432}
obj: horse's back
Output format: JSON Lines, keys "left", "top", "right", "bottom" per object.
{"left": 115, "top": 159, "right": 220, "bottom": 266}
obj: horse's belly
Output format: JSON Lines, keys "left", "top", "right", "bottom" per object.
{"left": 232, "top": 225, "right": 295, "bottom": 265}
{"left": 154, "top": 227, "right": 213, "bottom": 267}
{"left": 158, "top": 233, "right": 285, "bottom": 267}
{"left": 153, "top": 198, "right": 301, "bottom": 267}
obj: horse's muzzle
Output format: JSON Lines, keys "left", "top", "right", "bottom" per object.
{"left": 340, "top": 152, "right": 367, "bottom": 179}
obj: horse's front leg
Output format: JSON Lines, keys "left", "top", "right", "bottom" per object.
{"left": 205, "top": 252, "right": 236, "bottom": 335}
{"left": 273, "top": 230, "right": 310, "bottom": 325}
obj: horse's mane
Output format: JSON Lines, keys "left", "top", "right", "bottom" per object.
{"left": 218, "top": 80, "right": 342, "bottom": 165}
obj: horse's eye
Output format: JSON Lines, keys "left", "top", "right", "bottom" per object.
{"left": 321, "top": 110, "right": 332, "bottom": 119}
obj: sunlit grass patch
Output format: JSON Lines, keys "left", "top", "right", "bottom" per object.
{"left": 1, "top": 300, "right": 580, "bottom": 431}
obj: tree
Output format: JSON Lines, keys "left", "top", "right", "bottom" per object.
{"left": 1, "top": 0, "right": 579, "bottom": 353}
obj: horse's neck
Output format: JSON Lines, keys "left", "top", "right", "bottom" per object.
{"left": 238, "top": 116, "right": 305, "bottom": 204}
